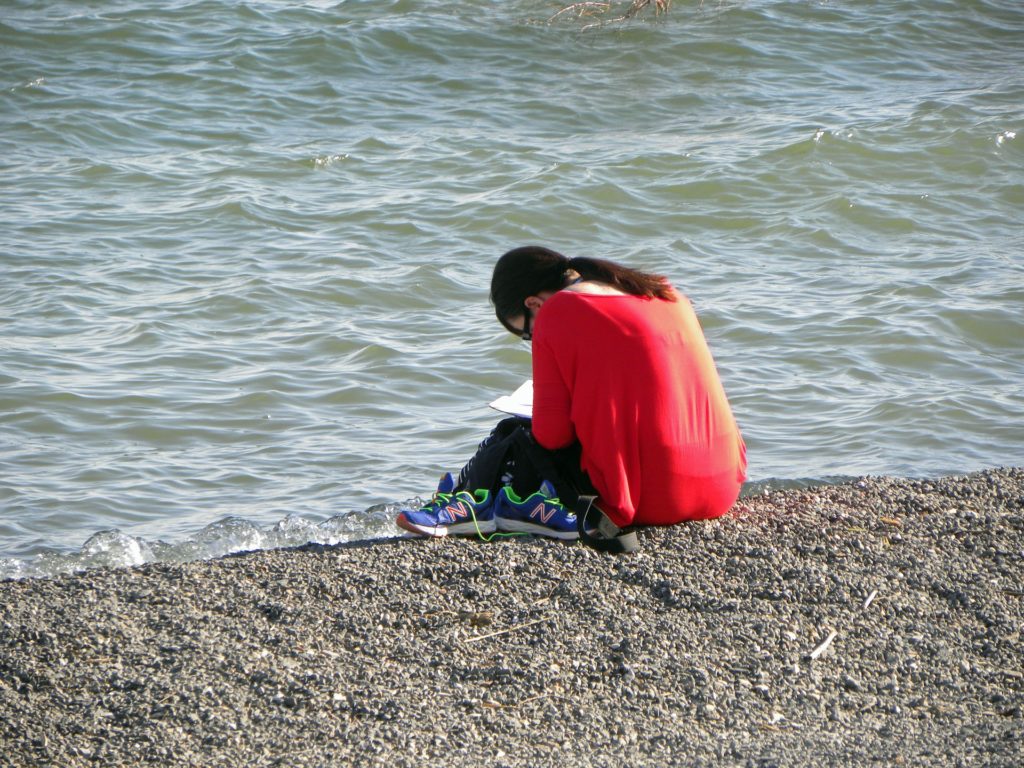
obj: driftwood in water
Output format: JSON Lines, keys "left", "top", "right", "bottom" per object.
{"left": 549, "top": 0, "right": 673, "bottom": 27}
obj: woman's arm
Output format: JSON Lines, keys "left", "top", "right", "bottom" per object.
{"left": 530, "top": 331, "right": 576, "bottom": 450}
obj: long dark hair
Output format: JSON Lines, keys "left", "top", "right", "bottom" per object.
{"left": 490, "top": 245, "right": 675, "bottom": 334}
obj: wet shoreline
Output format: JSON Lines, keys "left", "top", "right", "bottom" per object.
{"left": 2, "top": 468, "right": 1022, "bottom": 766}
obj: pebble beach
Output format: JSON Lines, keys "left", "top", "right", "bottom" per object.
{"left": 2, "top": 468, "right": 1022, "bottom": 767}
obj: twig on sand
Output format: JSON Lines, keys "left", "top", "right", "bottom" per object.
{"left": 808, "top": 630, "right": 839, "bottom": 661}
{"left": 464, "top": 616, "right": 550, "bottom": 644}
{"left": 863, "top": 589, "right": 879, "bottom": 609}
{"left": 481, "top": 692, "right": 552, "bottom": 709}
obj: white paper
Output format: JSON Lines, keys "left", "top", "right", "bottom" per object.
{"left": 488, "top": 379, "right": 533, "bottom": 419}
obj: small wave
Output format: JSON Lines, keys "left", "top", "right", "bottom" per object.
{"left": 0, "top": 502, "right": 409, "bottom": 582}
{"left": 311, "top": 153, "right": 349, "bottom": 169}
{"left": 9, "top": 76, "right": 46, "bottom": 91}
{"left": 740, "top": 475, "right": 858, "bottom": 497}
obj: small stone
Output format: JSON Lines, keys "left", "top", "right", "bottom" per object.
{"left": 842, "top": 675, "right": 862, "bottom": 692}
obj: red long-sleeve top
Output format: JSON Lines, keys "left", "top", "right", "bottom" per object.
{"left": 531, "top": 290, "right": 746, "bottom": 527}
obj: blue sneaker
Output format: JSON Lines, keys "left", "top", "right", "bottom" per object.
{"left": 396, "top": 473, "right": 496, "bottom": 537}
{"left": 496, "top": 481, "right": 578, "bottom": 540}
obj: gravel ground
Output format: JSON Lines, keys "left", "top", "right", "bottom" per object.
{"left": 1, "top": 468, "right": 1022, "bottom": 767}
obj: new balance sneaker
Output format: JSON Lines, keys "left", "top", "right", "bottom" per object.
{"left": 396, "top": 473, "right": 496, "bottom": 537}
{"left": 495, "top": 481, "right": 578, "bottom": 540}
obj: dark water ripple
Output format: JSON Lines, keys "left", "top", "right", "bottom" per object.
{"left": 1, "top": 0, "right": 1022, "bottom": 576}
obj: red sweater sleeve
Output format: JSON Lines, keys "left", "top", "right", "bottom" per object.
{"left": 530, "top": 327, "right": 575, "bottom": 449}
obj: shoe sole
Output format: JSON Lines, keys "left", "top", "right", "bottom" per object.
{"left": 496, "top": 518, "right": 579, "bottom": 540}
{"left": 396, "top": 513, "right": 496, "bottom": 538}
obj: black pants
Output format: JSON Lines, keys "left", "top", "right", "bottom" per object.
{"left": 455, "top": 417, "right": 596, "bottom": 506}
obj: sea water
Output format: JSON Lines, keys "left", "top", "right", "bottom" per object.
{"left": 2, "top": 0, "right": 1022, "bottom": 578}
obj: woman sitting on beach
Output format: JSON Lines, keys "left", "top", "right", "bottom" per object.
{"left": 396, "top": 245, "right": 747, "bottom": 550}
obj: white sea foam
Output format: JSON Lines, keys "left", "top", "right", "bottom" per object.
{"left": 0, "top": 503, "right": 411, "bottom": 581}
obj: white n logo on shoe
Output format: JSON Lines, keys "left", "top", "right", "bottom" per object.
{"left": 529, "top": 502, "right": 556, "bottom": 525}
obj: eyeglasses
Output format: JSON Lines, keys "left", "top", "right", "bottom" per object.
{"left": 520, "top": 311, "right": 532, "bottom": 341}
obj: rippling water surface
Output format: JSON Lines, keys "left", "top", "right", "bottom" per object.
{"left": 2, "top": 0, "right": 1022, "bottom": 577}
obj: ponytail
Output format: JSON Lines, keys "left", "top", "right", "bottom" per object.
{"left": 565, "top": 256, "right": 675, "bottom": 301}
